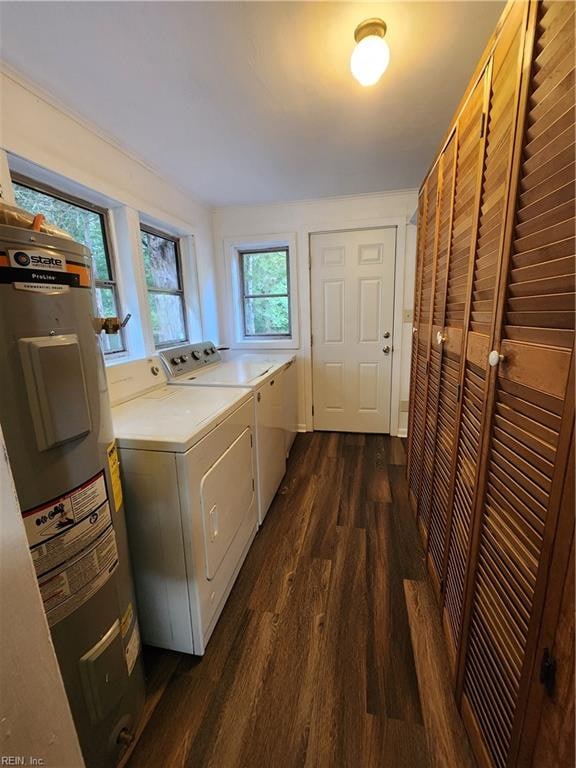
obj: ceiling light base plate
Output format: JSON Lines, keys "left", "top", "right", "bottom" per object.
{"left": 354, "top": 18, "right": 387, "bottom": 43}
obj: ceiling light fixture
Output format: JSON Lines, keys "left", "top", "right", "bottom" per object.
{"left": 350, "top": 18, "right": 390, "bottom": 87}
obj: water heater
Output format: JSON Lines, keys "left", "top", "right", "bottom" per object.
{"left": 0, "top": 220, "right": 144, "bottom": 767}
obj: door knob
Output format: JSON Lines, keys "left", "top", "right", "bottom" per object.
{"left": 488, "top": 350, "right": 504, "bottom": 367}
{"left": 383, "top": 331, "right": 390, "bottom": 339}
{"left": 436, "top": 330, "right": 446, "bottom": 345}
{"left": 383, "top": 346, "right": 391, "bottom": 354}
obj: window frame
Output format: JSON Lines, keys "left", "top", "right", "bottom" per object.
{"left": 238, "top": 246, "right": 292, "bottom": 338}
{"left": 139, "top": 224, "right": 188, "bottom": 349}
{"left": 10, "top": 172, "right": 127, "bottom": 355}
{"left": 224, "top": 233, "right": 299, "bottom": 350}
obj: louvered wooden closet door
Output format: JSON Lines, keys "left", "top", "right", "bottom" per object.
{"left": 436, "top": 69, "right": 488, "bottom": 655}
{"left": 407, "top": 189, "right": 427, "bottom": 490}
{"left": 427, "top": 79, "right": 488, "bottom": 601}
{"left": 442, "top": 4, "right": 527, "bottom": 665}
{"left": 408, "top": 167, "right": 439, "bottom": 507}
{"left": 461, "top": 3, "right": 575, "bottom": 766}
{"left": 425, "top": 121, "right": 475, "bottom": 596}
{"left": 416, "top": 135, "right": 457, "bottom": 548}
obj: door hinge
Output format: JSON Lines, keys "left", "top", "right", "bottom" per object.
{"left": 540, "top": 648, "right": 556, "bottom": 697}
{"left": 439, "top": 578, "right": 445, "bottom": 594}
{"left": 252, "top": 478, "right": 255, "bottom": 492}
{"left": 309, "top": 254, "right": 312, "bottom": 271}
{"left": 425, "top": 359, "right": 430, "bottom": 375}
{"left": 480, "top": 111, "right": 486, "bottom": 138}
{"left": 312, "top": 404, "right": 315, "bottom": 416}
{"left": 456, "top": 382, "right": 462, "bottom": 402}
{"left": 250, "top": 434, "right": 253, "bottom": 448}
{"left": 311, "top": 334, "right": 314, "bottom": 347}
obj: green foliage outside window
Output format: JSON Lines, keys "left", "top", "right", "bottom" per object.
{"left": 12, "top": 181, "right": 123, "bottom": 353}
{"left": 12, "top": 183, "right": 110, "bottom": 280}
{"left": 241, "top": 249, "right": 291, "bottom": 336}
{"left": 140, "top": 229, "right": 187, "bottom": 347}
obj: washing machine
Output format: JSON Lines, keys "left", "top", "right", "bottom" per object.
{"left": 157, "top": 342, "right": 296, "bottom": 524}
{"left": 107, "top": 357, "right": 257, "bottom": 654}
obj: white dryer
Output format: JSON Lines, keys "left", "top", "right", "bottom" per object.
{"left": 158, "top": 342, "right": 296, "bottom": 525}
{"left": 107, "top": 358, "right": 257, "bottom": 655}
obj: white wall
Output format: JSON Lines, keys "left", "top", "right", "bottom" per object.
{"left": 213, "top": 190, "right": 418, "bottom": 435}
{"left": 0, "top": 426, "right": 85, "bottom": 767}
{"left": 0, "top": 65, "right": 219, "bottom": 345}
{"left": 0, "top": 63, "right": 418, "bottom": 436}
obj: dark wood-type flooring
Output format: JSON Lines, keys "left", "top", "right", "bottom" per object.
{"left": 126, "top": 432, "right": 475, "bottom": 768}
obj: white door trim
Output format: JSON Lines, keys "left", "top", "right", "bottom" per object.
{"left": 301, "top": 216, "right": 407, "bottom": 436}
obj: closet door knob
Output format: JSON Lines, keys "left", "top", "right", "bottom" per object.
{"left": 436, "top": 331, "right": 446, "bottom": 345}
{"left": 488, "top": 350, "right": 504, "bottom": 367}
{"left": 383, "top": 346, "right": 391, "bottom": 354}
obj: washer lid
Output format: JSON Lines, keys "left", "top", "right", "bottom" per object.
{"left": 172, "top": 359, "right": 285, "bottom": 387}
{"left": 111, "top": 385, "right": 252, "bottom": 452}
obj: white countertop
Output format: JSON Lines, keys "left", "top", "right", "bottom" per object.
{"left": 171, "top": 357, "right": 292, "bottom": 388}
{"left": 111, "top": 384, "right": 252, "bottom": 452}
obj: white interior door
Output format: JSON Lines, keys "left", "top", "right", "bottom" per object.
{"left": 311, "top": 228, "right": 396, "bottom": 433}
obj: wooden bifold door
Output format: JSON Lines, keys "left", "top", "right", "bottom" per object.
{"left": 407, "top": 2, "right": 575, "bottom": 767}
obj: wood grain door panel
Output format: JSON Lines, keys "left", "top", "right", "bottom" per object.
{"left": 459, "top": 3, "right": 575, "bottom": 766}
{"left": 443, "top": 3, "right": 528, "bottom": 679}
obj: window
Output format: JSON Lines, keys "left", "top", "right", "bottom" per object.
{"left": 140, "top": 226, "right": 187, "bottom": 348}
{"left": 239, "top": 248, "right": 291, "bottom": 337}
{"left": 224, "top": 234, "right": 298, "bottom": 350}
{"left": 11, "top": 177, "right": 125, "bottom": 354}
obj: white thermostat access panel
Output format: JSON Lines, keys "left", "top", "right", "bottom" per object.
{"left": 19, "top": 334, "right": 92, "bottom": 451}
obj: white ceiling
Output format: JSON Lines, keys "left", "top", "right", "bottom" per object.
{"left": 0, "top": 1, "right": 504, "bottom": 207}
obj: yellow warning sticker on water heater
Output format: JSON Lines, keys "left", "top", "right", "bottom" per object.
{"left": 107, "top": 441, "right": 123, "bottom": 511}
{"left": 120, "top": 601, "right": 134, "bottom": 639}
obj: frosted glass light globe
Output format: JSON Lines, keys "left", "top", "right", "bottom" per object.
{"left": 350, "top": 35, "right": 390, "bottom": 86}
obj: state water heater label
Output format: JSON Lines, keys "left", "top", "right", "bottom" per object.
{"left": 8, "top": 249, "right": 67, "bottom": 272}
{"left": 14, "top": 281, "right": 70, "bottom": 294}
{"left": 0, "top": 250, "right": 91, "bottom": 288}
{"left": 23, "top": 471, "right": 108, "bottom": 556}
{"left": 39, "top": 526, "right": 119, "bottom": 627}
{"left": 1, "top": 250, "right": 78, "bottom": 288}
{"left": 30, "top": 501, "right": 113, "bottom": 576}
{"left": 22, "top": 471, "right": 120, "bottom": 626}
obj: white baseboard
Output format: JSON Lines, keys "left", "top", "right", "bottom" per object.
{"left": 297, "top": 425, "right": 407, "bottom": 437}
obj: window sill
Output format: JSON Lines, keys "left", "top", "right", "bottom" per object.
{"left": 231, "top": 337, "right": 300, "bottom": 351}
{"left": 104, "top": 351, "right": 135, "bottom": 366}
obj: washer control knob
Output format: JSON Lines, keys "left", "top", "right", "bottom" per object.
{"left": 210, "top": 346, "right": 216, "bottom": 354}
{"left": 192, "top": 350, "right": 201, "bottom": 360}
{"left": 180, "top": 355, "right": 188, "bottom": 363}
{"left": 204, "top": 348, "right": 211, "bottom": 356}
